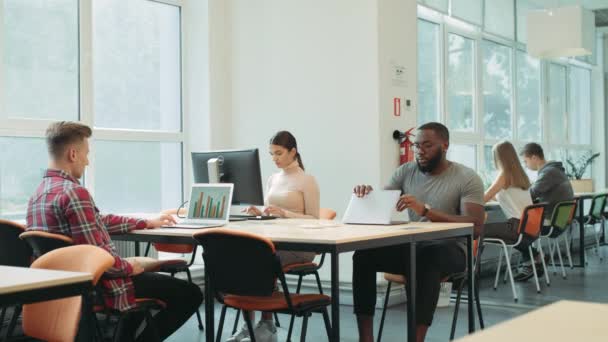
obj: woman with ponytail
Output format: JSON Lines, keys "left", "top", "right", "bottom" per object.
{"left": 244, "top": 130, "right": 320, "bottom": 220}
{"left": 231, "top": 131, "right": 320, "bottom": 342}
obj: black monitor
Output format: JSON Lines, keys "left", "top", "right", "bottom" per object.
{"left": 191, "top": 149, "right": 264, "bottom": 206}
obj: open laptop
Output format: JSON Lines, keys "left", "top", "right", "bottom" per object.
{"left": 164, "top": 183, "right": 234, "bottom": 229}
{"left": 342, "top": 190, "right": 410, "bottom": 225}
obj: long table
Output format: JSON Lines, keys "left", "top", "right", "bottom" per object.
{"left": 0, "top": 266, "right": 94, "bottom": 341}
{"left": 455, "top": 300, "right": 608, "bottom": 341}
{"left": 112, "top": 219, "right": 475, "bottom": 342}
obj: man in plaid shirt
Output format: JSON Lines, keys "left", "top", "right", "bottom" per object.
{"left": 27, "top": 122, "right": 203, "bottom": 341}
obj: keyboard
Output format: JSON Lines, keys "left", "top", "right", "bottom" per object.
{"left": 161, "top": 223, "right": 221, "bottom": 229}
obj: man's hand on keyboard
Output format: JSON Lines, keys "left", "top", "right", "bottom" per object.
{"left": 145, "top": 214, "right": 178, "bottom": 229}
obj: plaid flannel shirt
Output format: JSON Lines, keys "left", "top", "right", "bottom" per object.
{"left": 26, "top": 169, "right": 147, "bottom": 311}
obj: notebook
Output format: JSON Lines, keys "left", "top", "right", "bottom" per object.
{"left": 342, "top": 190, "right": 410, "bottom": 225}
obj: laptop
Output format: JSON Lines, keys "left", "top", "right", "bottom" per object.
{"left": 164, "top": 183, "right": 234, "bottom": 229}
{"left": 342, "top": 190, "right": 410, "bottom": 225}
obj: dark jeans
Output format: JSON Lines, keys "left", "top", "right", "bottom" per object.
{"left": 485, "top": 218, "right": 550, "bottom": 262}
{"left": 119, "top": 272, "right": 203, "bottom": 341}
{"left": 352, "top": 240, "right": 465, "bottom": 326}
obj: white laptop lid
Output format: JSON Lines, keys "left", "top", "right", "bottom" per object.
{"left": 185, "top": 183, "right": 234, "bottom": 224}
{"left": 342, "top": 190, "right": 404, "bottom": 225}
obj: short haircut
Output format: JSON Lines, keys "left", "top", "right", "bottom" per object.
{"left": 418, "top": 122, "right": 450, "bottom": 142}
{"left": 520, "top": 142, "right": 545, "bottom": 159}
{"left": 46, "top": 121, "right": 92, "bottom": 159}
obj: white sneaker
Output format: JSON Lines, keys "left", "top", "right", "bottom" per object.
{"left": 226, "top": 323, "right": 250, "bottom": 342}
{"left": 241, "top": 320, "right": 277, "bottom": 342}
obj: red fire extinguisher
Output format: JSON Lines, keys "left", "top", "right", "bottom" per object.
{"left": 393, "top": 128, "right": 415, "bottom": 165}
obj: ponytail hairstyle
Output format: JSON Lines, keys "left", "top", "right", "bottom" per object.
{"left": 270, "top": 131, "right": 304, "bottom": 171}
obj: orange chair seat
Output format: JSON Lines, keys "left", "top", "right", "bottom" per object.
{"left": 283, "top": 262, "right": 318, "bottom": 274}
{"left": 223, "top": 292, "right": 330, "bottom": 312}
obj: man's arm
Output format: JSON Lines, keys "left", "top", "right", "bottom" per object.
{"left": 63, "top": 188, "right": 134, "bottom": 277}
{"left": 529, "top": 171, "right": 554, "bottom": 200}
{"left": 102, "top": 214, "right": 147, "bottom": 234}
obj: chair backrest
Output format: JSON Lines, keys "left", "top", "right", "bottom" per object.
{"left": 23, "top": 245, "right": 114, "bottom": 342}
{"left": 319, "top": 208, "right": 337, "bottom": 220}
{"left": 193, "top": 228, "right": 280, "bottom": 297}
{"left": 589, "top": 194, "right": 608, "bottom": 220}
{"left": 19, "top": 231, "right": 74, "bottom": 258}
{"left": 518, "top": 203, "right": 546, "bottom": 239}
{"left": 550, "top": 200, "right": 577, "bottom": 232}
{"left": 0, "top": 219, "right": 32, "bottom": 267}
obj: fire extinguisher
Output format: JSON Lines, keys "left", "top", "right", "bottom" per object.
{"left": 393, "top": 128, "right": 415, "bottom": 165}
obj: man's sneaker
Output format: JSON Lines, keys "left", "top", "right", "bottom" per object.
{"left": 242, "top": 320, "right": 277, "bottom": 342}
{"left": 514, "top": 263, "right": 543, "bottom": 282}
{"left": 226, "top": 323, "right": 250, "bottom": 342}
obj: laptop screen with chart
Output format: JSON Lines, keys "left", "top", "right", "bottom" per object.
{"left": 186, "top": 183, "right": 233, "bottom": 224}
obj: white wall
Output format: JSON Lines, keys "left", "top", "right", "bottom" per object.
{"left": 193, "top": 0, "right": 419, "bottom": 301}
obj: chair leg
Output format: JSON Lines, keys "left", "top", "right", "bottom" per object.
{"left": 287, "top": 312, "right": 296, "bottom": 342}
{"left": 322, "top": 308, "right": 332, "bottom": 339}
{"left": 300, "top": 314, "right": 310, "bottom": 342}
{"left": 529, "top": 247, "right": 541, "bottom": 293}
{"left": 503, "top": 247, "right": 513, "bottom": 284}
{"left": 186, "top": 268, "right": 204, "bottom": 331}
{"left": 3, "top": 305, "right": 21, "bottom": 341}
{"left": 243, "top": 310, "right": 256, "bottom": 342}
{"left": 548, "top": 238, "right": 557, "bottom": 275}
{"left": 493, "top": 246, "right": 504, "bottom": 290}
{"left": 0, "top": 307, "right": 6, "bottom": 329}
{"left": 144, "top": 242, "right": 152, "bottom": 257}
{"left": 274, "top": 312, "right": 281, "bottom": 328}
{"left": 216, "top": 305, "right": 227, "bottom": 342}
{"left": 145, "top": 309, "right": 162, "bottom": 342}
{"left": 314, "top": 271, "right": 324, "bottom": 294}
{"left": 377, "top": 281, "right": 392, "bottom": 342}
{"left": 555, "top": 239, "right": 567, "bottom": 279}
{"left": 287, "top": 275, "right": 305, "bottom": 341}
{"left": 593, "top": 224, "right": 602, "bottom": 259}
{"left": 564, "top": 233, "right": 574, "bottom": 269}
{"left": 501, "top": 245, "right": 518, "bottom": 301}
{"left": 232, "top": 309, "right": 241, "bottom": 334}
{"left": 474, "top": 272, "right": 484, "bottom": 329}
{"left": 537, "top": 240, "right": 550, "bottom": 286}
{"left": 449, "top": 279, "right": 465, "bottom": 340}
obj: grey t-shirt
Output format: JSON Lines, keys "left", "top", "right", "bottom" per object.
{"left": 385, "top": 161, "right": 484, "bottom": 250}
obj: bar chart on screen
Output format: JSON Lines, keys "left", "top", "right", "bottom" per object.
{"left": 191, "top": 189, "right": 228, "bottom": 219}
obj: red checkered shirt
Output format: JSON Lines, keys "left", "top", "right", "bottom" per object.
{"left": 26, "top": 169, "right": 147, "bottom": 311}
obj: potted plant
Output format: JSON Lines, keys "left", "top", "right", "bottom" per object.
{"left": 566, "top": 152, "right": 600, "bottom": 193}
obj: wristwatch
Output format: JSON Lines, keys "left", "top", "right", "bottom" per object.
{"left": 421, "top": 203, "right": 432, "bottom": 217}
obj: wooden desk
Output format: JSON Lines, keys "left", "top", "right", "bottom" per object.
{"left": 0, "top": 266, "right": 92, "bottom": 305}
{"left": 455, "top": 300, "right": 608, "bottom": 341}
{"left": 113, "top": 219, "right": 475, "bottom": 342}
{"left": 0, "top": 266, "right": 94, "bottom": 341}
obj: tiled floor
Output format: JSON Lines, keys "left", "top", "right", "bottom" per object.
{"left": 169, "top": 246, "right": 608, "bottom": 342}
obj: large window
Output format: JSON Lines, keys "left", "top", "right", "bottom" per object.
{"left": 417, "top": 3, "right": 595, "bottom": 184}
{"left": 516, "top": 51, "right": 541, "bottom": 141}
{"left": 447, "top": 33, "right": 475, "bottom": 132}
{"left": 548, "top": 63, "right": 568, "bottom": 144}
{"left": 2, "top": 0, "right": 79, "bottom": 120}
{"left": 569, "top": 67, "right": 591, "bottom": 145}
{"left": 93, "top": 0, "right": 181, "bottom": 131}
{"left": 482, "top": 40, "right": 512, "bottom": 140}
{"left": 0, "top": 0, "right": 185, "bottom": 220}
{"left": 418, "top": 20, "right": 441, "bottom": 125}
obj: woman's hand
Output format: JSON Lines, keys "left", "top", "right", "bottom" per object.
{"left": 243, "top": 206, "right": 263, "bottom": 216}
{"left": 264, "top": 205, "right": 287, "bottom": 218}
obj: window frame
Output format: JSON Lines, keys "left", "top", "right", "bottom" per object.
{"left": 0, "top": 0, "right": 187, "bottom": 207}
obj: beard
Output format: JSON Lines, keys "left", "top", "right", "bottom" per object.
{"left": 416, "top": 152, "right": 443, "bottom": 173}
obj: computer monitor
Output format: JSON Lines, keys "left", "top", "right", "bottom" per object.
{"left": 191, "top": 149, "right": 264, "bottom": 206}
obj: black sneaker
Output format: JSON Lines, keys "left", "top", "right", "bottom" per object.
{"left": 514, "top": 264, "right": 543, "bottom": 282}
